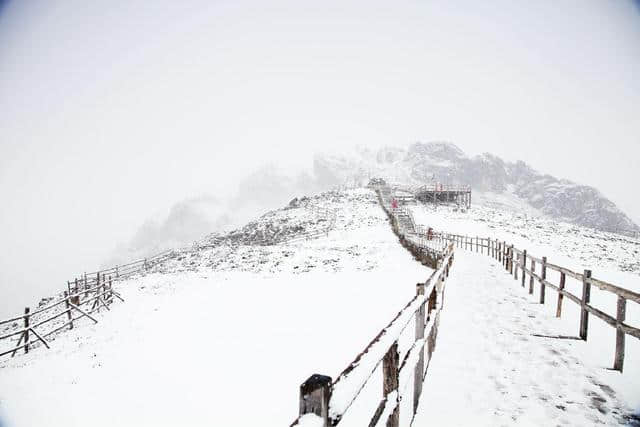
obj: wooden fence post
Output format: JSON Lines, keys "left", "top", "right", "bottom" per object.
{"left": 529, "top": 259, "right": 535, "bottom": 295}
{"left": 414, "top": 283, "right": 426, "bottom": 414}
{"left": 504, "top": 242, "right": 508, "bottom": 268}
{"left": 504, "top": 245, "right": 508, "bottom": 270}
{"left": 383, "top": 342, "right": 400, "bottom": 427}
{"left": 64, "top": 291, "right": 73, "bottom": 330}
{"left": 23, "top": 307, "right": 30, "bottom": 354}
{"left": 503, "top": 244, "right": 507, "bottom": 269}
{"left": 299, "top": 374, "right": 332, "bottom": 426}
{"left": 514, "top": 252, "right": 519, "bottom": 281}
{"left": 509, "top": 246, "right": 514, "bottom": 275}
{"left": 539, "top": 257, "right": 547, "bottom": 304}
{"left": 579, "top": 269, "right": 592, "bottom": 340}
{"left": 521, "top": 250, "right": 527, "bottom": 287}
{"left": 95, "top": 273, "right": 101, "bottom": 313}
{"left": 556, "top": 272, "right": 566, "bottom": 317}
{"left": 613, "top": 296, "right": 626, "bottom": 372}
{"left": 84, "top": 273, "right": 88, "bottom": 298}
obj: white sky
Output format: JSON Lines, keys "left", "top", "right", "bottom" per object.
{"left": 1, "top": 0, "right": 639, "bottom": 315}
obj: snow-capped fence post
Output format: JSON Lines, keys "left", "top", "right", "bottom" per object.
{"left": 529, "top": 259, "right": 535, "bottom": 295}
{"left": 521, "top": 250, "right": 527, "bottom": 288}
{"left": 84, "top": 273, "right": 88, "bottom": 298}
{"left": 509, "top": 246, "right": 514, "bottom": 275}
{"left": 413, "top": 283, "right": 426, "bottom": 414}
{"left": 64, "top": 291, "right": 73, "bottom": 330}
{"left": 503, "top": 242, "right": 507, "bottom": 268}
{"left": 383, "top": 341, "right": 400, "bottom": 427}
{"left": 502, "top": 244, "right": 506, "bottom": 268}
{"left": 23, "top": 307, "right": 30, "bottom": 354}
{"left": 298, "top": 374, "right": 332, "bottom": 426}
{"left": 506, "top": 246, "right": 510, "bottom": 272}
{"left": 579, "top": 270, "right": 592, "bottom": 340}
{"left": 556, "top": 272, "right": 566, "bottom": 317}
{"left": 613, "top": 296, "right": 626, "bottom": 372}
{"left": 539, "top": 257, "right": 547, "bottom": 304}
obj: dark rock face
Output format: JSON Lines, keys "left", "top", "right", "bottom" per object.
{"left": 317, "top": 142, "right": 639, "bottom": 235}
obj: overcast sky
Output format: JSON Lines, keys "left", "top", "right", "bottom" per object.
{"left": 1, "top": 0, "right": 639, "bottom": 315}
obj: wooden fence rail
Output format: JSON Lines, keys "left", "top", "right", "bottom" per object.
{"left": 0, "top": 249, "right": 174, "bottom": 359}
{"left": 432, "top": 232, "right": 640, "bottom": 373}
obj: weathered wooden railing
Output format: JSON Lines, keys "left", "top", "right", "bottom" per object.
{"left": 290, "top": 188, "right": 455, "bottom": 426}
{"left": 0, "top": 249, "right": 174, "bottom": 359}
{"left": 291, "top": 244, "right": 455, "bottom": 427}
{"left": 432, "top": 232, "right": 640, "bottom": 373}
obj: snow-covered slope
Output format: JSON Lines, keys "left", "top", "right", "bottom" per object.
{"left": 409, "top": 203, "right": 640, "bottom": 277}
{"left": 314, "top": 142, "right": 639, "bottom": 235}
{"left": 1, "top": 187, "right": 638, "bottom": 426}
{"left": 414, "top": 250, "right": 639, "bottom": 426}
{"left": 0, "top": 189, "right": 434, "bottom": 427}
{"left": 408, "top": 201, "right": 640, "bottom": 411}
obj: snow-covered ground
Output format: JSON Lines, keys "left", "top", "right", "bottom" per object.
{"left": 409, "top": 201, "right": 640, "bottom": 414}
{"left": 0, "top": 190, "right": 433, "bottom": 427}
{"left": 1, "top": 188, "right": 638, "bottom": 426}
{"left": 410, "top": 201, "right": 640, "bottom": 277}
{"left": 414, "top": 250, "right": 639, "bottom": 426}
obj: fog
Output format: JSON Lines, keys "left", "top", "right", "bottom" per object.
{"left": 1, "top": 0, "right": 639, "bottom": 317}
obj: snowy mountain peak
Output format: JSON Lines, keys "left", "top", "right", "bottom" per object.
{"left": 314, "top": 142, "right": 639, "bottom": 235}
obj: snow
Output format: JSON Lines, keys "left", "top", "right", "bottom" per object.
{"left": 1, "top": 187, "right": 638, "bottom": 426}
{"left": 409, "top": 201, "right": 640, "bottom": 413}
{"left": 296, "top": 413, "right": 324, "bottom": 427}
{"left": 0, "top": 189, "right": 433, "bottom": 427}
{"left": 413, "top": 250, "right": 639, "bottom": 426}
{"left": 329, "top": 294, "right": 425, "bottom": 420}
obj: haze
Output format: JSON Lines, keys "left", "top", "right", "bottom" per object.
{"left": 1, "top": 0, "right": 639, "bottom": 316}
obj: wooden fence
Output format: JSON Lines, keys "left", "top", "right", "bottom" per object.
{"left": 0, "top": 249, "right": 174, "bottom": 359}
{"left": 290, "top": 188, "right": 455, "bottom": 426}
{"left": 431, "top": 232, "right": 640, "bottom": 373}
{"left": 291, "top": 244, "right": 454, "bottom": 427}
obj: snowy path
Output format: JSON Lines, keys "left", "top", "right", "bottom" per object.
{"left": 414, "top": 250, "right": 638, "bottom": 426}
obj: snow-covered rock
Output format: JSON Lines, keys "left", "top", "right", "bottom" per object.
{"left": 314, "top": 142, "right": 639, "bottom": 235}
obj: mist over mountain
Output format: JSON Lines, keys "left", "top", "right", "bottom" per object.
{"left": 113, "top": 142, "right": 637, "bottom": 266}
{"left": 108, "top": 164, "right": 343, "bottom": 266}
{"left": 315, "top": 142, "right": 640, "bottom": 235}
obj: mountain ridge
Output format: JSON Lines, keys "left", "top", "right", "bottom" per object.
{"left": 315, "top": 142, "right": 640, "bottom": 236}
